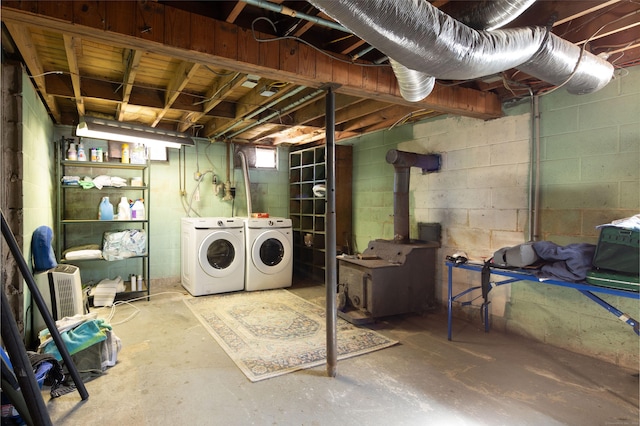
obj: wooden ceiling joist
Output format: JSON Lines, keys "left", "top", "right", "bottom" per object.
{"left": 1, "top": 4, "right": 503, "bottom": 121}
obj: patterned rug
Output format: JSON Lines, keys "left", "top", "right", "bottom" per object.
{"left": 184, "top": 289, "right": 397, "bottom": 382}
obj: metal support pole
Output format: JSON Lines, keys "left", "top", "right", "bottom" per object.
{"left": 1, "top": 290, "right": 51, "bottom": 426}
{"left": 1, "top": 211, "right": 89, "bottom": 401}
{"left": 325, "top": 87, "right": 337, "bottom": 377}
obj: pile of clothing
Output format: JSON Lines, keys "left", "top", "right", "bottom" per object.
{"left": 37, "top": 313, "right": 121, "bottom": 388}
{"left": 492, "top": 241, "right": 596, "bottom": 282}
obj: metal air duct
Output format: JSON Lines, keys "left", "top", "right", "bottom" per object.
{"left": 308, "top": 0, "right": 613, "bottom": 99}
{"left": 445, "top": 0, "right": 537, "bottom": 31}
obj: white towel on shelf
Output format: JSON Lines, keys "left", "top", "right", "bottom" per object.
{"left": 92, "top": 175, "right": 127, "bottom": 190}
{"left": 64, "top": 249, "right": 103, "bottom": 260}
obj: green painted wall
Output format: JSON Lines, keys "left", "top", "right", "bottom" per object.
{"left": 22, "top": 69, "right": 55, "bottom": 337}
{"left": 147, "top": 141, "right": 290, "bottom": 279}
{"left": 347, "top": 125, "right": 414, "bottom": 252}
{"left": 506, "top": 66, "right": 639, "bottom": 367}
{"left": 48, "top": 133, "right": 291, "bottom": 281}
{"left": 22, "top": 72, "right": 55, "bottom": 260}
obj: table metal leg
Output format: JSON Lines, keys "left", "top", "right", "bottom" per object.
{"left": 447, "top": 263, "right": 453, "bottom": 340}
{"left": 580, "top": 290, "right": 640, "bottom": 335}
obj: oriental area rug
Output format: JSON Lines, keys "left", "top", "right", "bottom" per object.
{"left": 184, "top": 289, "right": 397, "bottom": 382}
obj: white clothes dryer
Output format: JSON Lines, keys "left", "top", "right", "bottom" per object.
{"left": 244, "top": 217, "right": 293, "bottom": 291}
{"left": 181, "top": 217, "right": 245, "bottom": 296}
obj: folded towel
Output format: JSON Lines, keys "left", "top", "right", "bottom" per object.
{"left": 64, "top": 249, "right": 103, "bottom": 260}
{"left": 110, "top": 176, "right": 127, "bottom": 187}
{"left": 79, "top": 177, "right": 95, "bottom": 189}
{"left": 61, "top": 176, "right": 80, "bottom": 185}
{"left": 92, "top": 175, "right": 109, "bottom": 190}
{"left": 90, "top": 175, "right": 127, "bottom": 189}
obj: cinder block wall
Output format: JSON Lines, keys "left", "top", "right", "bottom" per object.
{"left": 506, "top": 66, "right": 639, "bottom": 367}
{"left": 349, "top": 65, "right": 639, "bottom": 368}
{"left": 348, "top": 125, "right": 413, "bottom": 252}
{"left": 406, "top": 113, "right": 532, "bottom": 317}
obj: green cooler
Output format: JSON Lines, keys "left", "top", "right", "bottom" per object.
{"left": 586, "top": 270, "right": 639, "bottom": 292}
{"left": 588, "top": 226, "right": 639, "bottom": 291}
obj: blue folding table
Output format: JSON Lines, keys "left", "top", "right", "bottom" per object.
{"left": 446, "top": 261, "right": 639, "bottom": 341}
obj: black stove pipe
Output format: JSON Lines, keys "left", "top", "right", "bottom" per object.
{"left": 386, "top": 149, "right": 441, "bottom": 243}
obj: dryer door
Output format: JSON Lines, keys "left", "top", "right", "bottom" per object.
{"left": 198, "top": 230, "right": 243, "bottom": 278}
{"left": 251, "top": 230, "right": 291, "bottom": 274}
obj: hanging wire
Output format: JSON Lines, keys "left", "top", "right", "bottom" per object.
{"left": 250, "top": 16, "right": 389, "bottom": 68}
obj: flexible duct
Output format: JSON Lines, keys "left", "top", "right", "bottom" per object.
{"left": 444, "top": 0, "right": 537, "bottom": 31}
{"left": 389, "top": 60, "right": 435, "bottom": 102}
{"left": 237, "top": 150, "right": 252, "bottom": 217}
{"left": 308, "top": 0, "right": 613, "bottom": 99}
{"left": 389, "top": 0, "right": 535, "bottom": 102}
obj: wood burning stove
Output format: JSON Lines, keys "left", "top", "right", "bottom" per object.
{"left": 337, "top": 150, "right": 441, "bottom": 324}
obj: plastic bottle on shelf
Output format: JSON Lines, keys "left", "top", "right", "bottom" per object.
{"left": 117, "top": 197, "right": 131, "bottom": 220}
{"left": 131, "top": 199, "right": 145, "bottom": 220}
{"left": 131, "top": 143, "right": 145, "bottom": 164}
{"left": 121, "top": 143, "right": 130, "bottom": 164}
{"left": 137, "top": 275, "right": 143, "bottom": 291}
{"left": 67, "top": 142, "right": 77, "bottom": 161}
{"left": 98, "top": 197, "right": 114, "bottom": 220}
{"left": 77, "top": 142, "right": 87, "bottom": 161}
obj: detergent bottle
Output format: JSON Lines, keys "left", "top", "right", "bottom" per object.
{"left": 121, "top": 143, "right": 130, "bottom": 164}
{"left": 117, "top": 196, "right": 131, "bottom": 220}
{"left": 99, "top": 197, "right": 114, "bottom": 220}
{"left": 131, "top": 199, "right": 145, "bottom": 220}
{"left": 67, "top": 141, "right": 77, "bottom": 161}
{"left": 77, "top": 142, "right": 87, "bottom": 161}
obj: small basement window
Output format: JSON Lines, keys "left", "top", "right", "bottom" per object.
{"left": 234, "top": 145, "right": 278, "bottom": 170}
{"left": 255, "top": 147, "right": 276, "bottom": 168}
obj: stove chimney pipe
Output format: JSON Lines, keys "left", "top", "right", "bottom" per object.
{"left": 386, "top": 149, "right": 441, "bottom": 243}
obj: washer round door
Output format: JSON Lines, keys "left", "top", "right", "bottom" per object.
{"left": 251, "top": 230, "right": 291, "bottom": 274}
{"left": 198, "top": 230, "right": 243, "bottom": 278}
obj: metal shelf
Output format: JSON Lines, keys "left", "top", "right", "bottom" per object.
{"left": 56, "top": 137, "right": 151, "bottom": 301}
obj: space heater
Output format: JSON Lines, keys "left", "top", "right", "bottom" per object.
{"left": 33, "top": 264, "right": 85, "bottom": 334}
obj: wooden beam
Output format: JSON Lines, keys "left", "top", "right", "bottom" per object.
{"left": 1, "top": 4, "right": 503, "bottom": 120}
{"left": 553, "top": 0, "right": 621, "bottom": 26}
{"left": 225, "top": 1, "right": 246, "bottom": 24}
{"left": 153, "top": 61, "right": 200, "bottom": 126}
{"left": 4, "top": 21, "right": 61, "bottom": 122}
{"left": 178, "top": 71, "right": 246, "bottom": 132}
{"left": 62, "top": 34, "right": 84, "bottom": 116}
{"left": 342, "top": 104, "right": 420, "bottom": 132}
{"left": 117, "top": 49, "right": 143, "bottom": 121}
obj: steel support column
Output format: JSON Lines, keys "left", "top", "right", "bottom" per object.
{"left": 325, "top": 87, "right": 337, "bottom": 377}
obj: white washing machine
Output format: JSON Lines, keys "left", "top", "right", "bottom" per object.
{"left": 181, "top": 217, "right": 245, "bottom": 296}
{"left": 244, "top": 217, "right": 293, "bottom": 291}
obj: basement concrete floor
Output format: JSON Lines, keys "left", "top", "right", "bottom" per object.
{"left": 42, "top": 279, "right": 639, "bottom": 426}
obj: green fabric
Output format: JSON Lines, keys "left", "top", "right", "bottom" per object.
{"left": 43, "top": 319, "right": 111, "bottom": 361}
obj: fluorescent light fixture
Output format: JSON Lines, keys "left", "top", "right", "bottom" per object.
{"left": 76, "top": 116, "right": 194, "bottom": 149}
